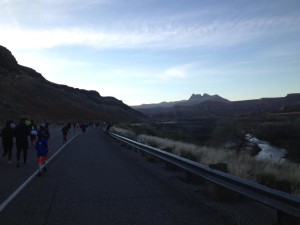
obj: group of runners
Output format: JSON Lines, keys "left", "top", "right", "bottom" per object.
{"left": 1, "top": 120, "right": 111, "bottom": 176}
{"left": 61, "top": 122, "right": 88, "bottom": 143}
{"left": 1, "top": 119, "right": 50, "bottom": 176}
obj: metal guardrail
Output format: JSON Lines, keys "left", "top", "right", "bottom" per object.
{"left": 110, "top": 132, "right": 300, "bottom": 219}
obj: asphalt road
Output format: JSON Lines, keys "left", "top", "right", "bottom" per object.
{"left": 0, "top": 127, "right": 235, "bottom": 225}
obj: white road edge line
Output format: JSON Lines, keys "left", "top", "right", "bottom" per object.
{"left": 0, "top": 133, "right": 81, "bottom": 213}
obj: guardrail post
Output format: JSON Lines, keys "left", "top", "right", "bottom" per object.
{"left": 277, "top": 211, "right": 300, "bottom": 225}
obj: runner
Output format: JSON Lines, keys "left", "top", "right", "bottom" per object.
{"left": 61, "top": 124, "right": 68, "bottom": 143}
{"left": 80, "top": 122, "right": 87, "bottom": 135}
{"left": 30, "top": 120, "right": 38, "bottom": 147}
{"left": 14, "top": 118, "right": 30, "bottom": 167}
{"left": 1, "top": 121, "right": 14, "bottom": 164}
{"left": 38, "top": 123, "right": 50, "bottom": 141}
{"left": 35, "top": 131, "right": 49, "bottom": 176}
{"left": 44, "top": 123, "right": 50, "bottom": 141}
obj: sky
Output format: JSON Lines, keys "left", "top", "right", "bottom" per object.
{"left": 0, "top": 0, "right": 300, "bottom": 106}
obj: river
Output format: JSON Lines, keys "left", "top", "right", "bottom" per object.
{"left": 246, "top": 134, "right": 286, "bottom": 162}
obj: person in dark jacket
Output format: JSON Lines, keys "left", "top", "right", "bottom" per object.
{"left": 14, "top": 118, "right": 30, "bottom": 167}
{"left": 1, "top": 121, "right": 14, "bottom": 164}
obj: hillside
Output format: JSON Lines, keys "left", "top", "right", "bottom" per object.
{"left": 0, "top": 45, "right": 147, "bottom": 124}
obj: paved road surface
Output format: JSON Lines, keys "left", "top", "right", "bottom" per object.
{"left": 0, "top": 127, "right": 235, "bottom": 225}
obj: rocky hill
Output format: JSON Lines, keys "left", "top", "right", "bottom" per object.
{"left": 0, "top": 45, "right": 147, "bottom": 125}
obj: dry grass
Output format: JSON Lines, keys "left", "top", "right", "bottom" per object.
{"left": 113, "top": 129, "right": 300, "bottom": 195}
{"left": 110, "top": 127, "right": 136, "bottom": 140}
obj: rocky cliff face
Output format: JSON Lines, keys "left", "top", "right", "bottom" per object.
{"left": 0, "top": 45, "right": 146, "bottom": 124}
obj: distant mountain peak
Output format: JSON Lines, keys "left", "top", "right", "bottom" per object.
{"left": 189, "top": 93, "right": 201, "bottom": 100}
{"left": 189, "top": 93, "right": 206, "bottom": 101}
{"left": 132, "top": 93, "right": 229, "bottom": 109}
{"left": 188, "top": 93, "right": 224, "bottom": 101}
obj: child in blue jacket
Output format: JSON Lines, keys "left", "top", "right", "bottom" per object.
{"left": 35, "top": 132, "right": 49, "bottom": 176}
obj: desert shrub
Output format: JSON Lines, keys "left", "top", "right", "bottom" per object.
{"left": 286, "top": 142, "right": 300, "bottom": 163}
{"left": 131, "top": 123, "right": 157, "bottom": 136}
{"left": 254, "top": 123, "right": 292, "bottom": 145}
{"left": 207, "top": 118, "right": 251, "bottom": 152}
{"left": 180, "top": 151, "right": 198, "bottom": 162}
{"left": 118, "top": 119, "right": 217, "bottom": 145}
{"left": 285, "top": 117, "right": 300, "bottom": 162}
{"left": 110, "top": 127, "right": 137, "bottom": 140}
{"left": 137, "top": 134, "right": 238, "bottom": 166}
{"left": 190, "top": 126, "right": 212, "bottom": 144}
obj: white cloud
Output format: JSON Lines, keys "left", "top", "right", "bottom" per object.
{"left": 159, "top": 68, "right": 187, "bottom": 80}
{"left": 0, "top": 0, "right": 114, "bottom": 7}
{"left": 40, "top": 0, "right": 113, "bottom": 4}
{"left": 1, "top": 14, "right": 300, "bottom": 52}
{"left": 157, "top": 63, "right": 199, "bottom": 80}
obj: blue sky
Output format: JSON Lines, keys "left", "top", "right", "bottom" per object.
{"left": 1, "top": 0, "right": 299, "bottom": 105}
